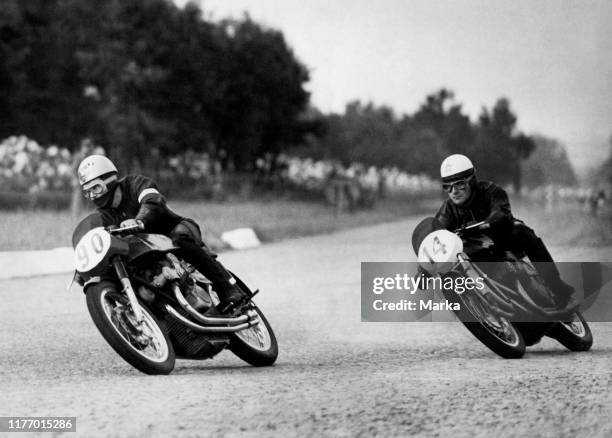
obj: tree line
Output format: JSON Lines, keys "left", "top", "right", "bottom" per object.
{"left": 306, "top": 90, "right": 577, "bottom": 192}
{"left": 0, "top": 0, "right": 311, "bottom": 170}
{"left": 0, "top": 0, "right": 578, "bottom": 191}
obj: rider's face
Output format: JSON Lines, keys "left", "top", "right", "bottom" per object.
{"left": 82, "top": 175, "right": 118, "bottom": 207}
{"left": 445, "top": 178, "right": 472, "bottom": 205}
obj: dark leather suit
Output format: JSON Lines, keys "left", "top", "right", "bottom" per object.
{"left": 435, "top": 179, "right": 572, "bottom": 301}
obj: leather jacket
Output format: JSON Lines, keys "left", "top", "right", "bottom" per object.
{"left": 435, "top": 180, "right": 514, "bottom": 233}
{"left": 96, "top": 175, "right": 183, "bottom": 235}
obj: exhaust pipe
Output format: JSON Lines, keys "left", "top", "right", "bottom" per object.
{"left": 172, "top": 284, "right": 256, "bottom": 326}
{"left": 480, "top": 288, "right": 516, "bottom": 314}
{"left": 164, "top": 305, "right": 259, "bottom": 333}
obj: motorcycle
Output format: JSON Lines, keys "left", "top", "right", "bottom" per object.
{"left": 69, "top": 213, "right": 278, "bottom": 374}
{"left": 411, "top": 217, "right": 593, "bottom": 358}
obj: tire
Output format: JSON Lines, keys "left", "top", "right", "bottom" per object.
{"left": 547, "top": 312, "right": 593, "bottom": 352}
{"left": 443, "top": 287, "right": 526, "bottom": 359}
{"left": 86, "top": 281, "right": 176, "bottom": 375}
{"left": 229, "top": 304, "right": 278, "bottom": 366}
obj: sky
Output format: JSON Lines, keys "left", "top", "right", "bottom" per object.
{"left": 176, "top": 0, "right": 612, "bottom": 174}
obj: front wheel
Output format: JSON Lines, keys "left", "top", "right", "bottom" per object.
{"left": 443, "top": 286, "right": 526, "bottom": 359}
{"left": 547, "top": 312, "right": 593, "bottom": 351}
{"left": 86, "top": 281, "right": 176, "bottom": 374}
{"left": 229, "top": 304, "right": 278, "bottom": 366}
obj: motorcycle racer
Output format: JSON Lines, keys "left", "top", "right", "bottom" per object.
{"left": 435, "top": 154, "right": 578, "bottom": 310}
{"left": 77, "top": 155, "right": 246, "bottom": 312}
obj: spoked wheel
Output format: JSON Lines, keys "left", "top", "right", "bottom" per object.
{"left": 229, "top": 304, "right": 278, "bottom": 366}
{"left": 444, "top": 287, "right": 526, "bottom": 358}
{"left": 547, "top": 312, "right": 593, "bottom": 352}
{"left": 86, "top": 281, "right": 175, "bottom": 374}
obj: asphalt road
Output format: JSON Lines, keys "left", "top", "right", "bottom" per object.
{"left": 1, "top": 219, "right": 611, "bottom": 437}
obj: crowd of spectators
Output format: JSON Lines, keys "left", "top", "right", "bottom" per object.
{"left": 522, "top": 184, "right": 608, "bottom": 215}
{"left": 167, "top": 150, "right": 223, "bottom": 182}
{"left": 0, "top": 135, "right": 607, "bottom": 214}
{"left": 0, "top": 136, "right": 74, "bottom": 193}
{"left": 258, "top": 154, "right": 439, "bottom": 195}
{"left": 262, "top": 154, "right": 440, "bottom": 211}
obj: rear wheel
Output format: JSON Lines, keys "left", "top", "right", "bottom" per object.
{"left": 547, "top": 312, "right": 593, "bottom": 351}
{"left": 86, "top": 281, "right": 176, "bottom": 374}
{"left": 229, "top": 304, "right": 278, "bottom": 366}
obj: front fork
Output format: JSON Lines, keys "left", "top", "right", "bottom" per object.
{"left": 455, "top": 253, "right": 516, "bottom": 317}
{"left": 111, "top": 256, "right": 144, "bottom": 323}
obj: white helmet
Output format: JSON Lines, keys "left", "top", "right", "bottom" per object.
{"left": 77, "top": 155, "right": 117, "bottom": 186}
{"left": 440, "top": 154, "right": 474, "bottom": 182}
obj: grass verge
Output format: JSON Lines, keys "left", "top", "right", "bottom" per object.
{"left": 2, "top": 197, "right": 608, "bottom": 252}
{"left": 0, "top": 197, "right": 438, "bottom": 251}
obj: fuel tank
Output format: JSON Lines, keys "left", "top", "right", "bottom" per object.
{"left": 124, "top": 233, "right": 179, "bottom": 263}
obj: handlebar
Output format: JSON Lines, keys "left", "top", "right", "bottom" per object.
{"left": 109, "top": 223, "right": 144, "bottom": 235}
{"left": 454, "top": 221, "right": 490, "bottom": 233}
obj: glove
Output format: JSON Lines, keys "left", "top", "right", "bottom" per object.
{"left": 120, "top": 219, "right": 144, "bottom": 230}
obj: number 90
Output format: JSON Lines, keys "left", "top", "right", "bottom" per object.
{"left": 74, "top": 230, "right": 108, "bottom": 272}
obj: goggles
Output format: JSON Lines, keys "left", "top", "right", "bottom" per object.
{"left": 82, "top": 176, "right": 115, "bottom": 200}
{"left": 442, "top": 178, "right": 470, "bottom": 193}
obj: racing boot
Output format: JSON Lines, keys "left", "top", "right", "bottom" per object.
{"left": 174, "top": 238, "right": 246, "bottom": 312}
{"left": 533, "top": 263, "right": 578, "bottom": 311}
{"left": 551, "top": 280, "right": 580, "bottom": 314}
{"left": 216, "top": 282, "right": 247, "bottom": 314}
{"left": 525, "top": 245, "right": 578, "bottom": 312}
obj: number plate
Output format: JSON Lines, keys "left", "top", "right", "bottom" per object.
{"left": 417, "top": 229, "right": 463, "bottom": 274}
{"left": 74, "top": 228, "right": 112, "bottom": 272}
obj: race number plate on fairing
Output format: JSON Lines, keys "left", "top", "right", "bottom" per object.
{"left": 417, "top": 229, "right": 463, "bottom": 275}
{"left": 74, "top": 228, "right": 112, "bottom": 273}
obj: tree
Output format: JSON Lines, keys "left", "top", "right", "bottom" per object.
{"left": 522, "top": 135, "right": 577, "bottom": 188}
{"left": 0, "top": 0, "right": 98, "bottom": 146}
{"left": 410, "top": 89, "right": 474, "bottom": 173}
{"left": 0, "top": 1, "right": 313, "bottom": 170}
{"left": 211, "top": 16, "right": 310, "bottom": 169}
{"left": 474, "top": 98, "right": 534, "bottom": 192}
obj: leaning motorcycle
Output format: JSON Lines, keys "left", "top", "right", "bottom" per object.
{"left": 70, "top": 213, "right": 278, "bottom": 374}
{"left": 411, "top": 217, "right": 592, "bottom": 358}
